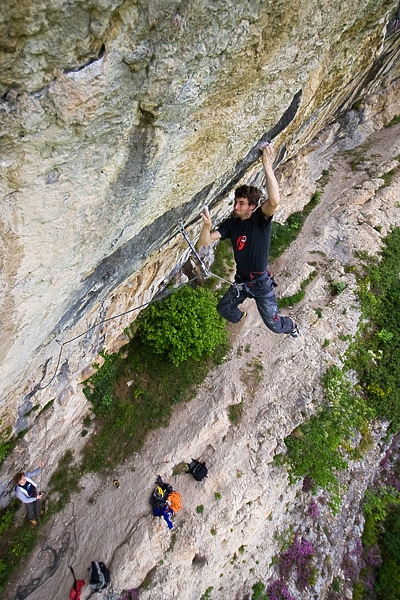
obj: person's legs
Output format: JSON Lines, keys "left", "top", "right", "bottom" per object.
{"left": 33, "top": 499, "right": 42, "bottom": 519}
{"left": 250, "top": 278, "right": 295, "bottom": 334}
{"left": 217, "top": 284, "right": 247, "bottom": 323}
{"left": 26, "top": 500, "right": 41, "bottom": 521}
{"left": 26, "top": 502, "right": 37, "bottom": 521}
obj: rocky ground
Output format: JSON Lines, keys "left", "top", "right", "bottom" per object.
{"left": 3, "top": 121, "right": 400, "bottom": 600}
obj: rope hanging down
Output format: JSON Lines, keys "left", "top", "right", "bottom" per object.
{"left": 38, "top": 274, "right": 201, "bottom": 392}
{"left": 32, "top": 215, "right": 228, "bottom": 394}
{"left": 15, "top": 215, "right": 229, "bottom": 599}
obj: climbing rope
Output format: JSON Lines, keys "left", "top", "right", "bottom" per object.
{"left": 36, "top": 215, "right": 235, "bottom": 394}
{"left": 14, "top": 495, "right": 82, "bottom": 600}
{"left": 14, "top": 530, "right": 72, "bottom": 600}
{"left": 13, "top": 206, "right": 243, "bottom": 599}
{"left": 37, "top": 273, "right": 202, "bottom": 393}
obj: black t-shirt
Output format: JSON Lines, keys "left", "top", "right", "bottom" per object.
{"left": 217, "top": 208, "right": 273, "bottom": 280}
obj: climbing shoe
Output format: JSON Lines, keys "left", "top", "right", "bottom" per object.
{"left": 29, "top": 519, "right": 38, "bottom": 526}
{"left": 290, "top": 324, "right": 300, "bottom": 338}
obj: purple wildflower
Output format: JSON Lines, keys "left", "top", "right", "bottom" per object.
{"left": 307, "top": 498, "right": 320, "bottom": 520}
{"left": 279, "top": 536, "right": 315, "bottom": 590}
{"left": 362, "top": 572, "right": 376, "bottom": 591}
{"left": 341, "top": 540, "right": 365, "bottom": 581}
{"left": 302, "top": 476, "right": 315, "bottom": 493}
{"left": 266, "top": 580, "right": 296, "bottom": 600}
{"left": 364, "top": 544, "right": 382, "bottom": 568}
{"left": 120, "top": 589, "right": 140, "bottom": 600}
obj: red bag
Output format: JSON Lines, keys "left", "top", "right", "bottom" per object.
{"left": 69, "top": 566, "right": 85, "bottom": 600}
{"left": 69, "top": 579, "right": 85, "bottom": 600}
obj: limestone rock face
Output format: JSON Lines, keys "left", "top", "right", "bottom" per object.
{"left": 0, "top": 1, "right": 400, "bottom": 597}
{"left": 1, "top": 0, "right": 399, "bottom": 450}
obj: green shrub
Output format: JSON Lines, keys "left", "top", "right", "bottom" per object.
{"left": 281, "top": 228, "right": 400, "bottom": 512}
{"left": 83, "top": 350, "right": 122, "bottom": 416}
{"left": 199, "top": 586, "right": 214, "bottom": 600}
{"left": 81, "top": 331, "right": 228, "bottom": 472}
{"left": 228, "top": 400, "right": 244, "bottom": 425}
{"left": 329, "top": 281, "right": 347, "bottom": 296}
{"left": 348, "top": 227, "right": 400, "bottom": 426}
{"left": 251, "top": 582, "right": 268, "bottom": 600}
{"left": 0, "top": 500, "right": 38, "bottom": 593}
{"left": 48, "top": 449, "right": 81, "bottom": 512}
{"left": 278, "top": 270, "right": 317, "bottom": 308}
{"left": 281, "top": 365, "right": 372, "bottom": 509}
{"left": 386, "top": 114, "right": 400, "bottom": 127}
{"left": 0, "top": 425, "right": 16, "bottom": 467}
{"left": 375, "top": 505, "right": 400, "bottom": 597}
{"left": 137, "top": 286, "right": 228, "bottom": 366}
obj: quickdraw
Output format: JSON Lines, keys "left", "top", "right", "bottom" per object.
{"left": 178, "top": 220, "right": 234, "bottom": 286}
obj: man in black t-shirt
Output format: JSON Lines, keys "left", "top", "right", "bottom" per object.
{"left": 199, "top": 141, "right": 299, "bottom": 337}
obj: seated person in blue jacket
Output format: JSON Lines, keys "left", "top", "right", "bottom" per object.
{"left": 14, "top": 462, "right": 45, "bottom": 525}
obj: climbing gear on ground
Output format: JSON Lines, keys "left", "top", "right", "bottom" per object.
{"left": 69, "top": 566, "right": 85, "bottom": 600}
{"left": 152, "top": 504, "right": 174, "bottom": 529}
{"left": 150, "top": 476, "right": 178, "bottom": 529}
{"left": 150, "top": 476, "right": 173, "bottom": 509}
{"left": 241, "top": 311, "right": 247, "bottom": 319}
{"left": 167, "top": 491, "right": 182, "bottom": 513}
{"left": 187, "top": 459, "right": 208, "bottom": 482}
{"left": 290, "top": 324, "right": 300, "bottom": 338}
{"left": 113, "top": 478, "right": 119, "bottom": 488}
{"left": 89, "top": 561, "right": 110, "bottom": 592}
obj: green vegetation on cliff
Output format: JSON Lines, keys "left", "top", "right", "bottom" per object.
{"left": 279, "top": 226, "right": 400, "bottom": 509}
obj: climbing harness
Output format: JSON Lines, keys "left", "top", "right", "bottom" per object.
{"left": 232, "top": 270, "right": 277, "bottom": 298}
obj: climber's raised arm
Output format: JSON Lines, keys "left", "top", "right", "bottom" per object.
{"left": 260, "top": 141, "right": 280, "bottom": 218}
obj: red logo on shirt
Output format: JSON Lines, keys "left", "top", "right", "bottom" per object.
{"left": 236, "top": 235, "right": 247, "bottom": 251}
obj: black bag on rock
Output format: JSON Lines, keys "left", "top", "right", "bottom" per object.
{"left": 89, "top": 561, "right": 110, "bottom": 592}
{"left": 187, "top": 459, "right": 208, "bottom": 482}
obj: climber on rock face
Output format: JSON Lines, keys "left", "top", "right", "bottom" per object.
{"left": 198, "top": 141, "right": 299, "bottom": 338}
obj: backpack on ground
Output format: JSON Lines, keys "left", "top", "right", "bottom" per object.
{"left": 167, "top": 491, "right": 182, "bottom": 513}
{"left": 89, "top": 561, "right": 110, "bottom": 592}
{"left": 149, "top": 476, "right": 173, "bottom": 508}
{"left": 187, "top": 459, "right": 208, "bottom": 482}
